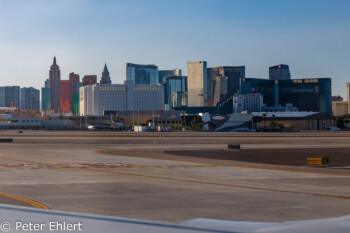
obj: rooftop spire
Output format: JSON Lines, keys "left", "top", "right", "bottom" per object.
{"left": 53, "top": 56, "right": 56, "bottom": 65}
{"left": 103, "top": 63, "right": 109, "bottom": 73}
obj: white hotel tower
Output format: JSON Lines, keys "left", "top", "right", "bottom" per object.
{"left": 79, "top": 81, "right": 164, "bottom": 116}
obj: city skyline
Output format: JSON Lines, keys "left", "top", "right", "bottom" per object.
{"left": 0, "top": 0, "right": 349, "bottom": 97}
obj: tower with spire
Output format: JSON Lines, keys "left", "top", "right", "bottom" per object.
{"left": 100, "top": 63, "right": 111, "bottom": 84}
{"left": 49, "top": 56, "right": 61, "bottom": 113}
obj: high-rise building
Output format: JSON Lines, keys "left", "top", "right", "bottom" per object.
{"left": 79, "top": 81, "right": 164, "bottom": 116}
{"left": 69, "top": 72, "right": 80, "bottom": 114}
{"left": 83, "top": 75, "right": 97, "bottom": 86}
{"left": 187, "top": 61, "right": 208, "bottom": 107}
{"left": 233, "top": 93, "right": 263, "bottom": 113}
{"left": 347, "top": 83, "right": 350, "bottom": 114}
{"left": 240, "top": 78, "right": 276, "bottom": 106}
{"left": 126, "top": 63, "right": 159, "bottom": 84}
{"left": 20, "top": 87, "right": 40, "bottom": 110}
{"left": 332, "top": 101, "right": 348, "bottom": 116}
{"left": 49, "top": 57, "right": 61, "bottom": 113}
{"left": 159, "top": 69, "right": 182, "bottom": 84}
{"left": 208, "top": 66, "right": 245, "bottom": 102}
{"left": 60, "top": 80, "right": 70, "bottom": 113}
{"left": 241, "top": 78, "right": 332, "bottom": 114}
{"left": 44, "top": 79, "right": 49, "bottom": 88}
{"left": 74, "top": 82, "right": 83, "bottom": 115}
{"left": 269, "top": 64, "right": 291, "bottom": 80}
{"left": 211, "top": 76, "right": 228, "bottom": 106}
{"left": 164, "top": 76, "right": 187, "bottom": 110}
{"left": 41, "top": 87, "right": 51, "bottom": 111}
{"left": 0, "top": 87, "right": 5, "bottom": 107}
{"left": 6, "top": 86, "right": 20, "bottom": 108}
{"left": 0, "top": 86, "right": 20, "bottom": 108}
{"left": 172, "top": 92, "right": 188, "bottom": 108}
{"left": 100, "top": 63, "right": 111, "bottom": 84}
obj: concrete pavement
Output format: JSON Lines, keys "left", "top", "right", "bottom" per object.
{"left": 0, "top": 131, "right": 349, "bottom": 222}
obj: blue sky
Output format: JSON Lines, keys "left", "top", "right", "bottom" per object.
{"left": 0, "top": 0, "right": 349, "bottom": 97}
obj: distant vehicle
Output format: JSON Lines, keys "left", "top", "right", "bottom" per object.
{"left": 87, "top": 115, "right": 125, "bottom": 131}
{"left": 327, "top": 127, "right": 340, "bottom": 131}
{"left": 110, "top": 115, "right": 124, "bottom": 130}
{"left": 87, "top": 125, "right": 112, "bottom": 131}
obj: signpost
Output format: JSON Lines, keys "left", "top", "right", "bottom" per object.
{"left": 307, "top": 157, "right": 329, "bottom": 166}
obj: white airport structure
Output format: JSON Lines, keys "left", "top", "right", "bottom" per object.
{"left": 79, "top": 81, "right": 164, "bottom": 116}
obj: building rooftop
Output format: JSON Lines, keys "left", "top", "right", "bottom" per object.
{"left": 126, "top": 63, "right": 158, "bottom": 68}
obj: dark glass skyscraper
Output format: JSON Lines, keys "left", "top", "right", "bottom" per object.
{"left": 269, "top": 64, "right": 291, "bottom": 80}
{"left": 240, "top": 77, "right": 332, "bottom": 114}
{"left": 0, "top": 86, "right": 20, "bottom": 108}
{"left": 208, "top": 66, "right": 245, "bottom": 94}
{"left": 208, "top": 66, "right": 245, "bottom": 105}
{"left": 165, "top": 76, "right": 187, "bottom": 110}
{"left": 49, "top": 57, "right": 61, "bottom": 113}
{"left": 41, "top": 87, "right": 51, "bottom": 111}
{"left": 100, "top": 63, "right": 111, "bottom": 84}
{"left": 20, "top": 87, "right": 40, "bottom": 110}
{"left": 159, "top": 69, "right": 182, "bottom": 84}
{"left": 126, "top": 63, "right": 159, "bottom": 84}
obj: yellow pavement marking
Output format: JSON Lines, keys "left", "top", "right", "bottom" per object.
{"left": 95, "top": 149, "right": 350, "bottom": 177}
{"left": 0, "top": 193, "right": 49, "bottom": 209}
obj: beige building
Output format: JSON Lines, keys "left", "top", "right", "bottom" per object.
{"left": 332, "top": 101, "right": 348, "bottom": 116}
{"left": 187, "top": 61, "right": 208, "bottom": 107}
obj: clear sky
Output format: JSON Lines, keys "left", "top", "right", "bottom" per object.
{"left": 0, "top": 0, "right": 349, "bottom": 97}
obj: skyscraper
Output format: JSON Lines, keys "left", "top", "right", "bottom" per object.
{"left": 159, "top": 69, "right": 182, "bottom": 84}
{"left": 83, "top": 75, "right": 97, "bottom": 86}
{"left": 347, "top": 83, "right": 350, "bottom": 114}
{"left": 41, "top": 87, "right": 51, "bottom": 111}
{"left": 241, "top": 77, "right": 332, "bottom": 114}
{"left": 60, "top": 80, "right": 70, "bottom": 113}
{"left": 100, "top": 63, "right": 111, "bottom": 84}
{"left": 187, "top": 61, "right": 208, "bottom": 106}
{"left": 269, "top": 64, "right": 291, "bottom": 80}
{"left": 126, "top": 63, "right": 159, "bottom": 84}
{"left": 0, "top": 86, "right": 20, "bottom": 108}
{"left": 208, "top": 66, "right": 245, "bottom": 99}
{"left": 165, "top": 76, "right": 187, "bottom": 110}
{"left": 49, "top": 57, "right": 61, "bottom": 113}
{"left": 211, "top": 75, "right": 228, "bottom": 106}
{"left": 20, "top": 87, "right": 40, "bottom": 110}
{"left": 69, "top": 72, "right": 80, "bottom": 114}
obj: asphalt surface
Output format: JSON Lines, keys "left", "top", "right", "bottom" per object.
{"left": 0, "top": 130, "right": 350, "bottom": 223}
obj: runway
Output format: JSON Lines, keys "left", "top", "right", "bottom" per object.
{"left": 0, "top": 130, "right": 350, "bottom": 222}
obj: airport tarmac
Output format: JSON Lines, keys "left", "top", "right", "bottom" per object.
{"left": 0, "top": 130, "right": 350, "bottom": 222}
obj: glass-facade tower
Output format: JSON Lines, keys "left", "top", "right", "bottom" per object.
{"left": 240, "top": 78, "right": 332, "bottom": 114}
{"left": 165, "top": 76, "right": 187, "bottom": 110}
{"left": 126, "top": 63, "right": 159, "bottom": 85}
{"left": 20, "top": 87, "right": 40, "bottom": 110}
{"left": 269, "top": 64, "right": 291, "bottom": 80}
